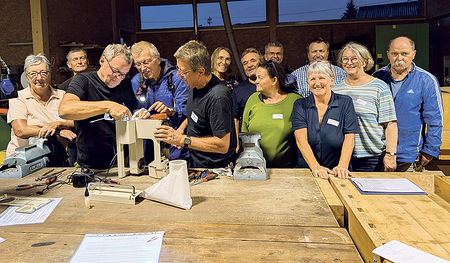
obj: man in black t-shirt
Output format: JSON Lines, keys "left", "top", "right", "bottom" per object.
{"left": 153, "top": 40, "right": 236, "bottom": 168}
{"left": 59, "top": 44, "right": 138, "bottom": 169}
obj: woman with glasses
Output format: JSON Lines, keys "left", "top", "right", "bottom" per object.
{"left": 6, "top": 53, "right": 76, "bottom": 166}
{"left": 332, "top": 42, "right": 398, "bottom": 172}
{"left": 241, "top": 61, "right": 301, "bottom": 168}
{"left": 210, "top": 47, "right": 238, "bottom": 90}
{"left": 292, "top": 61, "right": 359, "bottom": 179}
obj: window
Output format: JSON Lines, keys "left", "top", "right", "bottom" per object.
{"left": 279, "top": 0, "right": 419, "bottom": 23}
{"left": 140, "top": 4, "right": 193, "bottom": 30}
{"left": 140, "top": 0, "right": 266, "bottom": 30}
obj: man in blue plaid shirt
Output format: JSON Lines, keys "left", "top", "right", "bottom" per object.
{"left": 292, "top": 38, "right": 346, "bottom": 98}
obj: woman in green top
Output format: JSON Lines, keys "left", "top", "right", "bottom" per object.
{"left": 241, "top": 60, "right": 302, "bottom": 167}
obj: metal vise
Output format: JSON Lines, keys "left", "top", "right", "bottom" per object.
{"left": 0, "top": 138, "right": 50, "bottom": 178}
{"left": 233, "top": 133, "right": 267, "bottom": 180}
{"left": 115, "top": 117, "right": 169, "bottom": 178}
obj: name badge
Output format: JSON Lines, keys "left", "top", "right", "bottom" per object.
{"left": 327, "top": 118, "right": 339, "bottom": 127}
{"left": 355, "top": 98, "right": 367, "bottom": 106}
{"left": 191, "top": 112, "right": 198, "bottom": 123}
{"left": 272, "top": 114, "right": 283, "bottom": 119}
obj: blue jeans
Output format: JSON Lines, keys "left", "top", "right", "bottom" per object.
{"left": 351, "top": 155, "right": 384, "bottom": 172}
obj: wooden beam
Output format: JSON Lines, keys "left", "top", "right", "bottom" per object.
{"left": 30, "top": 0, "right": 49, "bottom": 56}
{"left": 267, "top": 0, "right": 277, "bottom": 42}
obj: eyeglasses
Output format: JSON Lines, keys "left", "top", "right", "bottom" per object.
{"left": 342, "top": 57, "right": 358, "bottom": 65}
{"left": 134, "top": 57, "right": 156, "bottom": 68}
{"left": 27, "top": 70, "right": 49, "bottom": 79}
{"left": 268, "top": 52, "right": 283, "bottom": 56}
{"left": 218, "top": 56, "right": 231, "bottom": 63}
{"left": 176, "top": 66, "right": 192, "bottom": 77}
{"left": 104, "top": 56, "right": 127, "bottom": 78}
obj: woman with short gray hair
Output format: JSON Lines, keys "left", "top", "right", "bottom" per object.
{"left": 292, "top": 61, "right": 359, "bottom": 179}
{"left": 6, "top": 53, "right": 76, "bottom": 166}
{"left": 333, "top": 42, "right": 397, "bottom": 172}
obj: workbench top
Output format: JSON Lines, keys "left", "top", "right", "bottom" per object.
{"left": 328, "top": 171, "right": 450, "bottom": 263}
{"left": 0, "top": 168, "right": 362, "bottom": 262}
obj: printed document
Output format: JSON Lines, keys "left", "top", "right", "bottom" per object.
{"left": 373, "top": 240, "right": 450, "bottom": 263}
{"left": 0, "top": 197, "right": 62, "bottom": 227}
{"left": 350, "top": 178, "right": 427, "bottom": 195}
{"left": 70, "top": 231, "right": 164, "bottom": 263}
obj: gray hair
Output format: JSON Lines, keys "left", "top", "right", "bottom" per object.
{"left": 307, "top": 61, "right": 336, "bottom": 80}
{"left": 102, "top": 44, "right": 133, "bottom": 64}
{"left": 66, "top": 48, "right": 88, "bottom": 61}
{"left": 338, "top": 42, "right": 374, "bottom": 71}
{"left": 174, "top": 40, "right": 211, "bottom": 75}
{"left": 24, "top": 53, "right": 51, "bottom": 73}
{"left": 388, "top": 36, "right": 415, "bottom": 51}
{"left": 241, "top": 48, "right": 263, "bottom": 63}
{"left": 265, "top": 42, "right": 284, "bottom": 55}
{"left": 131, "top": 41, "right": 160, "bottom": 58}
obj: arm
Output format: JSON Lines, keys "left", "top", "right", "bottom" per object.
{"left": 58, "top": 93, "right": 131, "bottom": 121}
{"left": 383, "top": 121, "right": 398, "bottom": 171}
{"left": 333, "top": 133, "right": 355, "bottom": 179}
{"left": 154, "top": 125, "right": 230, "bottom": 154}
{"left": 294, "top": 129, "right": 332, "bottom": 179}
{"left": 11, "top": 119, "right": 75, "bottom": 139}
{"left": 420, "top": 77, "right": 443, "bottom": 162}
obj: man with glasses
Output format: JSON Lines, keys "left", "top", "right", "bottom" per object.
{"left": 153, "top": 40, "right": 236, "bottom": 168}
{"left": 130, "top": 41, "right": 189, "bottom": 162}
{"left": 292, "top": 38, "right": 346, "bottom": 98}
{"left": 59, "top": 44, "right": 138, "bottom": 169}
{"left": 7, "top": 53, "right": 75, "bottom": 166}
{"left": 264, "top": 42, "right": 284, "bottom": 64}
{"left": 58, "top": 48, "right": 89, "bottom": 91}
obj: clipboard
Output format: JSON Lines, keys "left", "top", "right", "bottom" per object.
{"left": 349, "top": 178, "right": 427, "bottom": 195}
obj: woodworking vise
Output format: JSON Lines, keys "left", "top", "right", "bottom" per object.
{"left": 233, "top": 133, "right": 267, "bottom": 180}
{"left": 0, "top": 138, "right": 50, "bottom": 178}
{"left": 115, "top": 116, "right": 169, "bottom": 178}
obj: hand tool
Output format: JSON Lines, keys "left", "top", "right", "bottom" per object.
{"left": 191, "top": 173, "right": 218, "bottom": 186}
{"left": 16, "top": 175, "right": 57, "bottom": 191}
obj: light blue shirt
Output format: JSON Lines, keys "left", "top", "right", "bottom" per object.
{"left": 292, "top": 63, "right": 347, "bottom": 98}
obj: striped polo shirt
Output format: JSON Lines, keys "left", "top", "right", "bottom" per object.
{"left": 332, "top": 78, "right": 397, "bottom": 158}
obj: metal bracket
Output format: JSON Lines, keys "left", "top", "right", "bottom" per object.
{"left": 88, "top": 183, "right": 143, "bottom": 205}
{"left": 0, "top": 194, "right": 53, "bottom": 213}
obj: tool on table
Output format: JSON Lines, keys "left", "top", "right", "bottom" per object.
{"left": 0, "top": 194, "right": 53, "bottom": 213}
{"left": 0, "top": 138, "right": 51, "bottom": 178}
{"left": 16, "top": 175, "right": 58, "bottom": 191}
{"left": 191, "top": 173, "right": 218, "bottom": 186}
{"left": 35, "top": 168, "right": 66, "bottom": 181}
{"left": 115, "top": 117, "right": 170, "bottom": 179}
{"left": 233, "top": 133, "right": 267, "bottom": 180}
{"left": 96, "top": 176, "right": 120, "bottom": 185}
{"left": 188, "top": 171, "right": 201, "bottom": 182}
{"left": 88, "top": 183, "right": 143, "bottom": 205}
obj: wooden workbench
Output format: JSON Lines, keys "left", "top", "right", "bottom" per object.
{"left": 325, "top": 172, "right": 450, "bottom": 263}
{"left": 0, "top": 168, "right": 362, "bottom": 262}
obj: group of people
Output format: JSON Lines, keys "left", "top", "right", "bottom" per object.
{"left": 6, "top": 35, "right": 443, "bottom": 180}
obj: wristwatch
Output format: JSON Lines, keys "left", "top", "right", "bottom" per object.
{"left": 386, "top": 151, "right": 396, "bottom": 156}
{"left": 184, "top": 136, "right": 191, "bottom": 148}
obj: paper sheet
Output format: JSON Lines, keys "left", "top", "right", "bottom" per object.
{"left": 0, "top": 197, "right": 62, "bottom": 227}
{"left": 350, "top": 178, "right": 427, "bottom": 194}
{"left": 373, "top": 240, "right": 450, "bottom": 263}
{"left": 69, "top": 231, "right": 164, "bottom": 263}
{"left": 0, "top": 237, "right": 5, "bottom": 244}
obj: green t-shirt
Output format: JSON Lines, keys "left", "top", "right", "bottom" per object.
{"left": 241, "top": 92, "right": 302, "bottom": 168}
